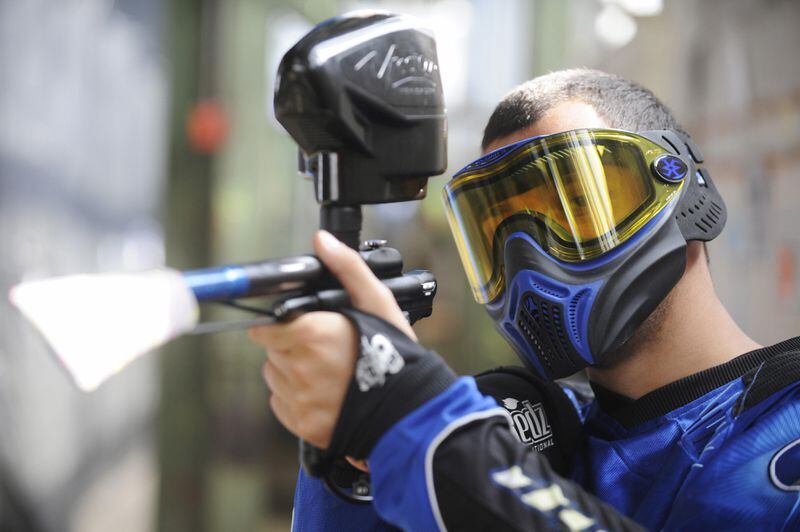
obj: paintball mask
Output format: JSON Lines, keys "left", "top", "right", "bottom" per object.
{"left": 443, "top": 129, "right": 726, "bottom": 379}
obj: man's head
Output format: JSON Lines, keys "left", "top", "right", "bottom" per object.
{"left": 484, "top": 69, "right": 697, "bottom": 368}
{"left": 443, "top": 68, "right": 727, "bottom": 379}
{"left": 481, "top": 68, "right": 684, "bottom": 151}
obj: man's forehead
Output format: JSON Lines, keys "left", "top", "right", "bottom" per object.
{"left": 483, "top": 100, "right": 608, "bottom": 154}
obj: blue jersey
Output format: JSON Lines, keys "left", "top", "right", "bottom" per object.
{"left": 293, "top": 337, "right": 800, "bottom": 531}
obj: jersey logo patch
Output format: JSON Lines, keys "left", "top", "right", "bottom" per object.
{"left": 355, "top": 333, "right": 404, "bottom": 392}
{"left": 770, "top": 438, "right": 800, "bottom": 491}
{"left": 501, "top": 397, "right": 554, "bottom": 452}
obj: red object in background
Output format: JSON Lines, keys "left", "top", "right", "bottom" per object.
{"left": 186, "top": 100, "right": 228, "bottom": 154}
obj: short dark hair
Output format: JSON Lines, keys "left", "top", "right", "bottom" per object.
{"left": 481, "top": 68, "right": 684, "bottom": 150}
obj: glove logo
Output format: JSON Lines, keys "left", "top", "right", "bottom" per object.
{"left": 501, "top": 397, "right": 554, "bottom": 452}
{"left": 355, "top": 334, "right": 405, "bottom": 392}
{"left": 770, "top": 437, "right": 800, "bottom": 491}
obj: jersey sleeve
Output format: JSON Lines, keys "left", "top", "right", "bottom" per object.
{"left": 367, "top": 377, "right": 644, "bottom": 531}
{"left": 662, "top": 378, "right": 800, "bottom": 530}
{"left": 291, "top": 468, "right": 399, "bottom": 532}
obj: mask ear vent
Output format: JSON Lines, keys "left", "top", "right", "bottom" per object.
{"left": 675, "top": 168, "right": 727, "bottom": 242}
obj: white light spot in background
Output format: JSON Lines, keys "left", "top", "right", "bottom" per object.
{"left": 595, "top": 4, "right": 638, "bottom": 49}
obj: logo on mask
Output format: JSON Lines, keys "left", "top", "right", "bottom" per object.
{"left": 653, "top": 154, "right": 688, "bottom": 182}
{"left": 355, "top": 334, "right": 405, "bottom": 392}
{"left": 501, "top": 397, "right": 554, "bottom": 452}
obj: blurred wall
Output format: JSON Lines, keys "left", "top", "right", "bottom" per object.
{"left": 0, "top": 0, "right": 167, "bottom": 531}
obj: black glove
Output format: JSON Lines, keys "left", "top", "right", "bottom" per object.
{"left": 328, "top": 308, "right": 457, "bottom": 460}
{"left": 474, "top": 366, "right": 583, "bottom": 476}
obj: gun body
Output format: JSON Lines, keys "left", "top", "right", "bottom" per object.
{"left": 183, "top": 246, "right": 437, "bottom": 325}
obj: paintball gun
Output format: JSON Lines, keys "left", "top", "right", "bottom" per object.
{"left": 10, "top": 11, "right": 446, "bottom": 504}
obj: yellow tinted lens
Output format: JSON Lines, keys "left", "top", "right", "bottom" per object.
{"left": 443, "top": 130, "right": 684, "bottom": 303}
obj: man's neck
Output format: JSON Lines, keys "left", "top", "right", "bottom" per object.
{"left": 586, "top": 249, "right": 761, "bottom": 400}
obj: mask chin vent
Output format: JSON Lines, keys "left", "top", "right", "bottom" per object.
{"left": 500, "top": 266, "right": 601, "bottom": 378}
{"left": 516, "top": 294, "right": 574, "bottom": 376}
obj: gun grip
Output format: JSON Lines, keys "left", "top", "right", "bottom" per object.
{"left": 300, "top": 439, "right": 333, "bottom": 478}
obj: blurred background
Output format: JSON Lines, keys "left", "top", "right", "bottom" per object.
{"left": 1, "top": 0, "right": 799, "bottom": 530}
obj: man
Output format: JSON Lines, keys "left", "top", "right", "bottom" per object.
{"left": 250, "top": 69, "right": 800, "bottom": 530}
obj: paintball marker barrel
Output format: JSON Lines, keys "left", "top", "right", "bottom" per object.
{"left": 183, "top": 246, "right": 405, "bottom": 301}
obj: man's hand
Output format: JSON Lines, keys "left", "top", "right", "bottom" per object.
{"left": 248, "top": 230, "right": 416, "bottom": 450}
